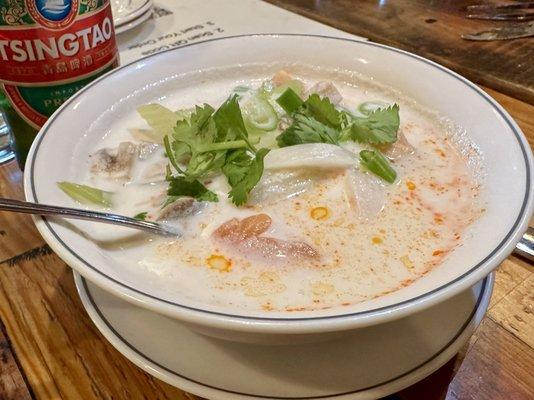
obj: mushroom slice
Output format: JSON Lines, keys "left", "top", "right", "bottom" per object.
{"left": 90, "top": 142, "right": 139, "bottom": 181}
{"left": 138, "top": 142, "right": 160, "bottom": 160}
{"left": 306, "top": 81, "right": 343, "bottom": 105}
{"left": 137, "top": 161, "right": 167, "bottom": 184}
{"left": 156, "top": 197, "right": 199, "bottom": 221}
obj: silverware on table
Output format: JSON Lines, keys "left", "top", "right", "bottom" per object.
{"left": 462, "top": 20, "right": 534, "bottom": 40}
{"left": 514, "top": 226, "right": 534, "bottom": 262}
{"left": 466, "top": 1, "right": 534, "bottom": 21}
{"left": 462, "top": 1, "right": 534, "bottom": 41}
{"left": 0, "top": 198, "right": 180, "bottom": 237}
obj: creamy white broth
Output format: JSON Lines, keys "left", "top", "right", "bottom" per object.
{"left": 75, "top": 67, "right": 483, "bottom": 313}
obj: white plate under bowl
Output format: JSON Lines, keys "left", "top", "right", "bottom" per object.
{"left": 111, "top": 0, "right": 152, "bottom": 27}
{"left": 75, "top": 272, "right": 494, "bottom": 400}
{"left": 114, "top": 6, "right": 152, "bottom": 35}
{"left": 25, "top": 35, "right": 533, "bottom": 340}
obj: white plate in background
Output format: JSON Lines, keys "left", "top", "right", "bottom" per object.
{"left": 115, "top": 7, "right": 152, "bottom": 34}
{"left": 111, "top": 0, "right": 152, "bottom": 26}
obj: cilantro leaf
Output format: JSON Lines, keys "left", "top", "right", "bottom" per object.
{"left": 343, "top": 104, "right": 399, "bottom": 144}
{"left": 133, "top": 212, "right": 148, "bottom": 221}
{"left": 213, "top": 95, "right": 250, "bottom": 145}
{"left": 276, "top": 113, "right": 340, "bottom": 147}
{"left": 172, "top": 104, "right": 215, "bottom": 159}
{"left": 184, "top": 149, "right": 227, "bottom": 180}
{"left": 170, "top": 105, "right": 234, "bottom": 180}
{"left": 303, "top": 94, "right": 341, "bottom": 128}
{"left": 167, "top": 176, "right": 218, "bottom": 202}
{"left": 163, "top": 96, "right": 266, "bottom": 207}
{"left": 222, "top": 148, "right": 270, "bottom": 206}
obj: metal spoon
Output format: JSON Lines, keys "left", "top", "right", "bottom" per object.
{"left": 0, "top": 198, "right": 180, "bottom": 237}
{"left": 1, "top": 197, "right": 533, "bottom": 261}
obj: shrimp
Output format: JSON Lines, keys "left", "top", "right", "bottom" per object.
{"left": 213, "top": 214, "right": 319, "bottom": 262}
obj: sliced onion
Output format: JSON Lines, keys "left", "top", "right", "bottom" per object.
{"left": 345, "top": 167, "right": 387, "bottom": 218}
{"left": 242, "top": 95, "right": 278, "bottom": 132}
{"left": 265, "top": 143, "right": 358, "bottom": 171}
{"left": 249, "top": 170, "right": 315, "bottom": 205}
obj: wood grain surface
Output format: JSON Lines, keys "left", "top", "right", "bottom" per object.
{"left": 0, "top": 247, "right": 191, "bottom": 400}
{"left": 0, "top": 163, "right": 44, "bottom": 261}
{"left": 265, "top": 0, "right": 534, "bottom": 105}
{"left": 0, "top": 320, "right": 32, "bottom": 400}
{"left": 1, "top": 1, "right": 533, "bottom": 399}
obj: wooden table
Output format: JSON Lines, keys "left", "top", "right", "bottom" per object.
{"left": 1, "top": 1, "right": 533, "bottom": 399}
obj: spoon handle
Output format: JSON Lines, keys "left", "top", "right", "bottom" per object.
{"left": 0, "top": 198, "right": 176, "bottom": 236}
{"left": 1, "top": 198, "right": 531, "bottom": 258}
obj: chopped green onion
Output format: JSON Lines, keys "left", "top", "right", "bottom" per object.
{"left": 57, "top": 182, "right": 113, "bottom": 207}
{"left": 358, "top": 101, "right": 390, "bottom": 116}
{"left": 271, "top": 79, "right": 305, "bottom": 98}
{"left": 133, "top": 212, "right": 148, "bottom": 220}
{"left": 276, "top": 87, "right": 304, "bottom": 115}
{"left": 359, "top": 150, "right": 397, "bottom": 183}
{"left": 243, "top": 95, "right": 279, "bottom": 132}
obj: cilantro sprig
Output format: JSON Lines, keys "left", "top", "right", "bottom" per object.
{"left": 133, "top": 212, "right": 148, "bottom": 221}
{"left": 341, "top": 104, "right": 400, "bottom": 144}
{"left": 276, "top": 113, "right": 340, "bottom": 147}
{"left": 275, "top": 88, "right": 400, "bottom": 183}
{"left": 222, "top": 148, "right": 270, "bottom": 205}
{"left": 162, "top": 95, "right": 270, "bottom": 206}
{"left": 140, "top": 84, "right": 402, "bottom": 210}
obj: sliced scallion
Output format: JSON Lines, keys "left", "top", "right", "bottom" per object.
{"left": 276, "top": 87, "right": 304, "bottom": 115}
{"left": 359, "top": 150, "right": 397, "bottom": 183}
{"left": 271, "top": 79, "right": 305, "bottom": 98}
{"left": 243, "top": 95, "right": 279, "bottom": 132}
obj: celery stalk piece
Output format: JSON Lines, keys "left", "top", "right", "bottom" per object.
{"left": 57, "top": 182, "right": 113, "bottom": 207}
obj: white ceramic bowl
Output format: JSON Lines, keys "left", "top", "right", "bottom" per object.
{"left": 24, "top": 35, "right": 533, "bottom": 342}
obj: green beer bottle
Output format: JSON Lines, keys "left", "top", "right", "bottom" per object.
{"left": 0, "top": 0, "right": 119, "bottom": 169}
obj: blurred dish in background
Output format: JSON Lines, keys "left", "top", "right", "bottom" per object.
{"left": 115, "top": 6, "right": 153, "bottom": 35}
{"left": 112, "top": 0, "right": 153, "bottom": 32}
